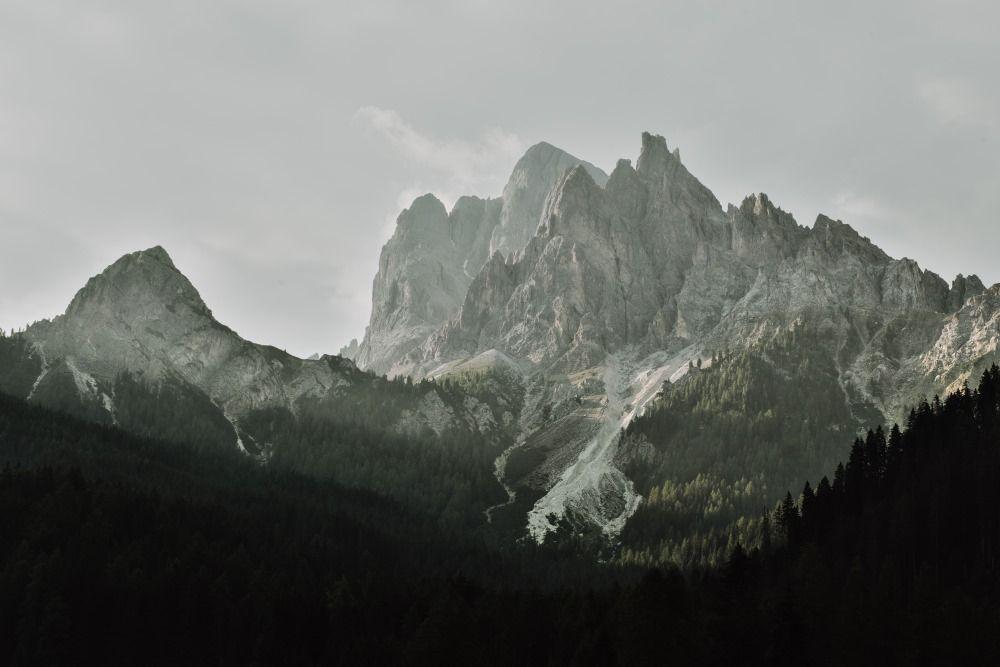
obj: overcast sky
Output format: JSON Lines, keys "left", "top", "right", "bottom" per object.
{"left": 1, "top": 1, "right": 997, "bottom": 356}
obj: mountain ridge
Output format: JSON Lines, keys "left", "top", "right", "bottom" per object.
{"left": 1, "top": 245, "right": 513, "bottom": 466}
{"left": 355, "top": 130, "right": 998, "bottom": 541}
{"left": 356, "top": 141, "right": 609, "bottom": 376}
{"left": 2, "top": 132, "right": 996, "bottom": 547}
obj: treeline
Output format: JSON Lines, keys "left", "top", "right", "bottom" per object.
{"left": 623, "top": 365, "right": 1000, "bottom": 664}
{"left": 618, "top": 327, "right": 877, "bottom": 567}
{"left": 741, "top": 365, "right": 1000, "bottom": 663}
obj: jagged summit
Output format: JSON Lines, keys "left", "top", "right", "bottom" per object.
{"left": 948, "top": 273, "right": 986, "bottom": 312}
{"left": 104, "top": 244, "right": 175, "bottom": 271}
{"left": 397, "top": 192, "right": 448, "bottom": 224}
{"left": 556, "top": 162, "right": 601, "bottom": 199}
{"left": 489, "top": 141, "right": 608, "bottom": 259}
{"left": 357, "top": 138, "right": 609, "bottom": 376}
{"left": 809, "top": 213, "right": 891, "bottom": 263}
{"left": 139, "top": 244, "right": 173, "bottom": 263}
{"left": 740, "top": 192, "right": 779, "bottom": 216}
{"left": 354, "top": 130, "right": 1000, "bottom": 538}
{"left": 519, "top": 140, "right": 563, "bottom": 158}
{"left": 66, "top": 245, "right": 211, "bottom": 320}
{"left": 351, "top": 130, "right": 999, "bottom": 538}
{"left": 363, "top": 131, "right": 996, "bottom": 386}
{"left": 636, "top": 131, "right": 672, "bottom": 173}
{"left": 611, "top": 158, "right": 634, "bottom": 173}
{"left": 517, "top": 140, "right": 604, "bottom": 171}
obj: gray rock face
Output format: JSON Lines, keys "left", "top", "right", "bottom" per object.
{"left": 419, "top": 133, "right": 994, "bottom": 403}
{"left": 24, "top": 247, "right": 355, "bottom": 418}
{"left": 18, "top": 247, "right": 499, "bottom": 445}
{"left": 428, "top": 133, "right": 755, "bottom": 371}
{"left": 362, "top": 131, "right": 999, "bottom": 539}
{"left": 489, "top": 141, "right": 609, "bottom": 259}
{"left": 356, "top": 141, "right": 607, "bottom": 377}
{"left": 355, "top": 194, "right": 473, "bottom": 376}
{"left": 337, "top": 339, "right": 360, "bottom": 361}
{"left": 25, "top": 131, "right": 993, "bottom": 543}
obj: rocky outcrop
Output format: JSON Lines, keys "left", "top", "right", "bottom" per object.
{"left": 418, "top": 134, "right": 993, "bottom": 396}
{"left": 24, "top": 246, "right": 343, "bottom": 417}
{"left": 948, "top": 274, "right": 986, "bottom": 313}
{"left": 489, "top": 141, "right": 608, "bottom": 259}
{"left": 355, "top": 194, "right": 472, "bottom": 376}
{"left": 357, "top": 142, "right": 608, "bottom": 377}
{"left": 362, "top": 131, "right": 999, "bottom": 540}
{"left": 12, "top": 247, "right": 504, "bottom": 452}
{"left": 15, "top": 131, "right": 994, "bottom": 544}
{"left": 337, "top": 339, "right": 360, "bottom": 361}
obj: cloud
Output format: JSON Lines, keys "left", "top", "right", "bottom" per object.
{"left": 354, "top": 106, "right": 524, "bottom": 209}
{"left": 918, "top": 77, "right": 997, "bottom": 129}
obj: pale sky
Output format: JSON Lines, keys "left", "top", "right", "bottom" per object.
{"left": 1, "top": 1, "right": 998, "bottom": 356}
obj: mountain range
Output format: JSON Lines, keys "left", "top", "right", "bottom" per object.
{"left": 2, "top": 131, "right": 997, "bottom": 551}
{"left": 356, "top": 131, "right": 999, "bottom": 543}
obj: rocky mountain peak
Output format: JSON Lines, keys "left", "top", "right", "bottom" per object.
{"left": 448, "top": 195, "right": 502, "bottom": 273}
{"left": 395, "top": 194, "right": 449, "bottom": 239}
{"left": 356, "top": 191, "right": 471, "bottom": 375}
{"left": 605, "top": 158, "right": 647, "bottom": 219}
{"left": 11, "top": 247, "right": 505, "bottom": 456}
{"left": 554, "top": 162, "right": 602, "bottom": 202}
{"left": 489, "top": 141, "right": 608, "bottom": 259}
{"left": 609, "top": 158, "right": 635, "bottom": 179}
{"left": 358, "top": 140, "right": 609, "bottom": 375}
{"left": 633, "top": 132, "right": 722, "bottom": 218}
{"left": 636, "top": 131, "right": 673, "bottom": 176}
{"left": 30, "top": 246, "right": 228, "bottom": 388}
{"left": 743, "top": 192, "right": 775, "bottom": 217}
{"left": 338, "top": 338, "right": 360, "bottom": 361}
{"left": 138, "top": 245, "right": 174, "bottom": 266}
{"left": 536, "top": 164, "right": 609, "bottom": 243}
{"left": 733, "top": 193, "right": 800, "bottom": 232}
{"left": 728, "top": 193, "right": 804, "bottom": 262}
{"left": 948, "top": 273, "right": 986, "bottom": 312}
{"left": 809, "top": 214, "right": 890, "bottom": 263}
{"left": 66, "top": 245, "right": 211, "bottom": 320}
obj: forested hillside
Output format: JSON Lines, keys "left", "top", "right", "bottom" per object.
{"left": 0, "top": 328, "right": 512, "bottom": 531}
{"left": 735, "top": 364, "right": 1000, "bottom": 664}
{"left": 2, "top": 366, "right": 999, "bottom": 664}
{"left": 0, "top": 391, "right": 614, "bottom": 665}
{"left": 618, "top": 327, "right": 882, "bottom": 567}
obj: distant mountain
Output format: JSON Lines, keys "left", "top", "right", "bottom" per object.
{"left": 356, "top": 131, "right": 1000, "bottom": 545}
{"left": 3, "top": 132, "right": 996, "bottom": 554}
{"left": 356, "top": 142, "right": 608, "bottom": 377}
{"left": 337, "top": 338, "right": 360, "bottom": 361}
{"left": 0, "top": 247, "right": 515, "bottom": 525}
